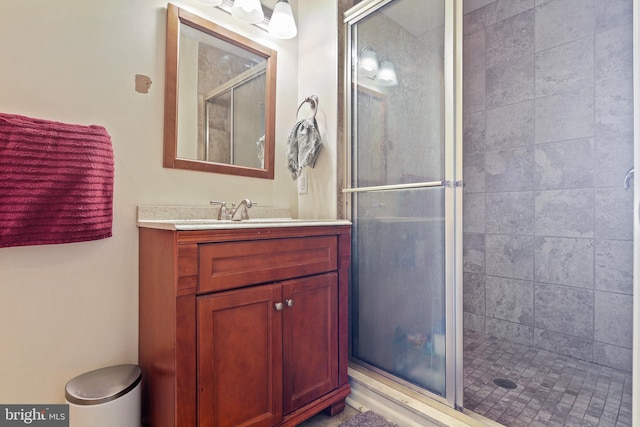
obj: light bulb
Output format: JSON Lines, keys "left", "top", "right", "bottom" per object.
{"left": 232, "top": 0, "right": 264, "bottom": 24}
{"left": 375, "top": 60, "right": 398, "bottom": 86}
{"left": 268, "top": 0, "right": 297, "bottom": 39}
{"left": 358, "top": 49, "right": 379, "bottom": 78}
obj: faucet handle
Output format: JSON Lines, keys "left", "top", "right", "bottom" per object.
{"left": 241, "top": 200, "right": 256, "bottom": 220}
{"left": 220, "top": 205, "right": 231, "bottom": 220}
{"left": 210, "top": 200, "right": 231, "bottom": 220}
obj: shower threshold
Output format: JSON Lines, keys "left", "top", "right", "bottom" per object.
{"left": 347, "top": 364, "right": 501, "bottom": 427}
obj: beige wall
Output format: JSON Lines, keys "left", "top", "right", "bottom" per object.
{"left": 0, "top": 0, "right": 338, "bottom": 403}
{"left": 297, "top": 1, "right": 339, "bottom": 219}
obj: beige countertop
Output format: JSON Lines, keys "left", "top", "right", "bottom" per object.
{"left": 137, "top": 205, "right": 350, "bottom": 231}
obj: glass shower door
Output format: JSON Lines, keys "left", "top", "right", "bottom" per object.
{"left": 345, "top": 0, "right": 462, "bottom": 405}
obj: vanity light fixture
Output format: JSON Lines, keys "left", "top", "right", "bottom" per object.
{"left": 211, "top": 1, "right": 298, "bottom": 39}
{"left": 232, "top": 0, "right": 264, "bottom": 24}
{"left": 267, "top": 0, "right": 297, "bottom": 39}
{"left": 196, "top": 0, "right": 223, "bottom": 6}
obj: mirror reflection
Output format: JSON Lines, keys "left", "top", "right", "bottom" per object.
{"left": 164, "top": 4, "right": 277, "bottom": 178}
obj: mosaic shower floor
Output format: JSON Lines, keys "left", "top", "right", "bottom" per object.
{"left": 464, "top": 329, "right": 633, "bottom": 426}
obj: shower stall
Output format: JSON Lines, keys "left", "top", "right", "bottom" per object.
{"left": 461, "top": 1, "right": 634, "bottom": 424}
{"left": 344, "top": 0, "right": 636, "bottom": 425}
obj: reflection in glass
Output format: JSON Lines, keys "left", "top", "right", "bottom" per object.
{"left": 351, "top": 0, "right": 445, "bottom": 188}
{"left": 178, "top": 24, "right": 267, "bottom": 169}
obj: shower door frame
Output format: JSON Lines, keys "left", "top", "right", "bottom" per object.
{"left": 343, "top": 0, "right": 464, "bottom": 409}
{"left": 632, "top": 1, "right": 639, "bottom": 425}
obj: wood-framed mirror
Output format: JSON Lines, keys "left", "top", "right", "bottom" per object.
{"left": 164, "top": 3, "right": 277, "bottom": 179}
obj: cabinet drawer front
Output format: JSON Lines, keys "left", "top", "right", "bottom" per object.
{"left": 199, "top": 236, "right": 337, "bottom": 293}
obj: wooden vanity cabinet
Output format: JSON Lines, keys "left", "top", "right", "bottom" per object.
{"left": 139, "top": 225, "right": 351, "bottom": 427}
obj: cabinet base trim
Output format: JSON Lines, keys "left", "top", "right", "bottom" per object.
{"left": 280, "top": 384, "right": 351, "bottom": 427}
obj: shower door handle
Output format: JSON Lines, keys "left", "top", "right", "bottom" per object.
{"left": 624, "top": 167, "right": 634, "bottom": 189}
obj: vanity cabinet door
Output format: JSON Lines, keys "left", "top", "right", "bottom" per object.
{"left": 282, "top": 273, "right": 339, "bottom": 414}
{"left": 197, "top": 284, "right": 283, "bottom": 427}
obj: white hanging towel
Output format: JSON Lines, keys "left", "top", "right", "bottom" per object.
{"left": 286, "top": 117, "right": 322, "bottom": 179}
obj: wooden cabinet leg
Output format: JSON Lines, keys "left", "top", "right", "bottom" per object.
{"left": 324, "top": 399, "right": 346, "bottom": 416}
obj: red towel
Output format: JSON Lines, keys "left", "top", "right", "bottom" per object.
{"left": 0, "top": 113, "right": 114, "bottom": 248}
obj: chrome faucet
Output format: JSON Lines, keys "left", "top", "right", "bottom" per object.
{"left": 229, "top": 199, "right": 256, "bottom": 221}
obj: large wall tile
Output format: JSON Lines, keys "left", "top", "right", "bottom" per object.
{"left": 463, "top": 110, "right": 485, "bottom": 154}
{"left": 486, "top": 9, "right": 534, "bottom": 67}
{"left": 464, "top": 312, "right": 486, "bottom": 333}
{"left": 535, "top": 138, "right": 594, "bottom": 190}
{"left": 534, "top": 283, "right": 594, "bottom": 338}
{"left": 594, "top": 132, "right": 634, "bottom": 187}
{"left": 485, "top": 0, "right": 534, "bottom": 26}
{"left": 593, "top": 342, "right": 632, "bottom": 372}
{"left": 535, "top": 87, "right": 594, "bottom": 144}
{"left": 486, "top": 234, "right": 534, "bottom": 280}
{"left": 463, "top": 272, "right": 486, "bottom": 315}
{"left": 595, "top": 24, "right": 633, "bottom": 82}
{"left": 595, "top": 188, "right": 633, "bottom": 240}
{"left": 534, "top": 237, "right": 594, "bottom": 289}
{"left": 486, "top": 101, "right": 534, "bottom": 150}
{"left": 595, "top": 78, "right": 633, "bottom": 136}
{"left": 486, "top": 146, "right": 534, "bottom": 192}
{"left": 463, "top": 193, "right": 486, "bottom": 233}
{"left": 594, "top": 291, "right": 633, "bottom": 348}
{"left": 535, "top": 189, "right": 594, "bottom": 238}
{"left": 461, "top": 0, "right": 633, "bottom": 362}
{"left": 464, "top": 232, "right": 485, "bottom": 274}
{"left": 463, "top": 7, "right": 485, "bottom": 37}
{"left": 463, "top": 31, "right": 486, "bottom": 113}
{"left": 463, "top": 153, "right": 485, "bottom": 193}
{"left": 486, "top": 317, "right": 534, "bottom": 346}
{"left": 486, "top": 191, "right": 534, "bottom": 235}
{"left": 535, "top": 0, "right": 594, "bottom": 52}
{"left": 486, "top": 55, "right": 534, "bottom": 108}
{"left": 534, "top": 329, "right": 593, "bottom": 361}
{"left": 595, "top": 239, "right": 633, "bottom": 294}
{"left": 535, "top": 37, "right": 593, "bottom": 98}
{"left": 595, "top": 0, "right": 633, "bottom": 33}
{"left": 486, "top": 276, "right": 533, "bottom": 325}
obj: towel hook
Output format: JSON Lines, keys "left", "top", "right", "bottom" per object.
{"left": 296, "top": 95, "right": 319, "bottom": 120}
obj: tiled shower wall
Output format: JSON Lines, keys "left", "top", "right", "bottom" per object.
{"left": 462, "top": 0, "right": 634, "bottom": 372}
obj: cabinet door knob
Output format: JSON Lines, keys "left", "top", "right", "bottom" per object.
{"left": 285, "top": 299, "right": 294, "bottom": 307}
{"left": 274, "top": 302, "right": 284, "bottom": 311}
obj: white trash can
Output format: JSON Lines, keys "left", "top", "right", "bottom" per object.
{"left": 65, "top": 364, "right": 142, "bottom": 427}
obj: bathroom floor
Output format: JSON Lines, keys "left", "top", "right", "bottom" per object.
{"left": 298, "top": 330, "right": 633, "bottom": 427}
{"left": 464, "top": 329, "right": 633, "bottom": 427}
{"left": 296, "top": 404, "right": 360, "bottom": 426}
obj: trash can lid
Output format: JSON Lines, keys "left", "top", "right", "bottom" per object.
{"left": 65, "top": 364, "right": 142, "bottom": 406}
